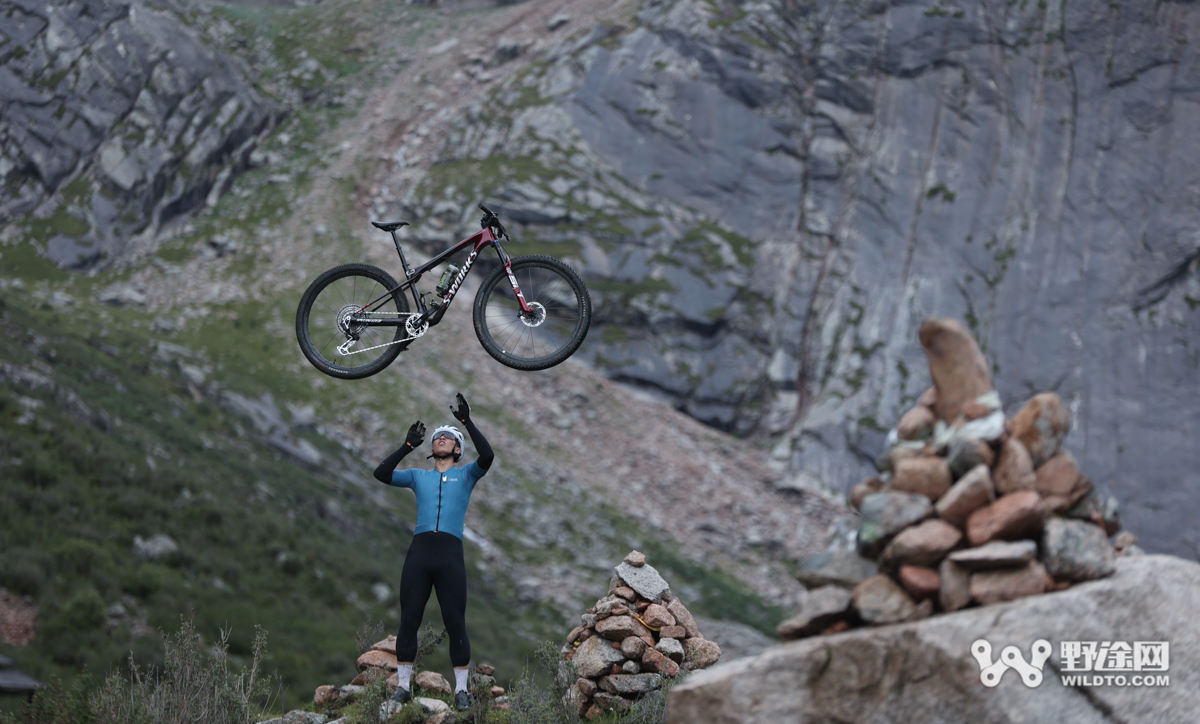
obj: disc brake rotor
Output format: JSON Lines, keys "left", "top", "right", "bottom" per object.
{"left": 519, "top": 302, "right": 547, "bottom": 328}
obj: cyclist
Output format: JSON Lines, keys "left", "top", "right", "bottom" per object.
{"left": 373, "top": 393, "right": 494, "bottom": 711}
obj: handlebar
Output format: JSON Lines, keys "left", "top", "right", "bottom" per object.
{"left": 478, "top": 203, "right": 507, "bottom": 239}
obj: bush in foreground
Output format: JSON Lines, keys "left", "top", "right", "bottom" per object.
{"left": 2, "top": 615, "right": 278, "bottom": 724}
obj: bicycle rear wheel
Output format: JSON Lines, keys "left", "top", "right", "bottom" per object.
{"left": 295, "top": 263, "right": 410, "bottom": 380}
{"left": 472, "top": 254, "right": 591, "bottom": 371}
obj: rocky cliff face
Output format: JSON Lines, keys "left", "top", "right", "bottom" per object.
{"left": 0, "top": 0, "right": 277, "bottom": 268}
{"left": 396, "top": 0, "right": 1200, "bottom": 559}
{"left": 668, "top": 554, "right": 1200, "bottom": 724}
{"left": 6, "top": 0, "right": 1198, "bottom": 560}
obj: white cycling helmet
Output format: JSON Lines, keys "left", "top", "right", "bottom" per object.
{"left": 430, "top": 424, "right": 465, "bottom": 461}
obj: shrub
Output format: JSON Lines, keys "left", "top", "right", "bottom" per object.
{"left": 89, "top": 615, "right": 278, "bottom": 724}
{"left": 54, "top": 587, "right": 106, "bottom": 633}
{"left": 411, "top": 622, "right": 446, "bottom": 674}
{"left": 355, "top": 616, "right": 386, "bottom": 656}
{"left": 0, "top": 548, "right": 49, "bottom": 596}
{"left": 339, "top": 668, "right": 388, "bottom": 724}
{"left": 119, "top": 564, "right": 164, "bottom": 598}
{"left": 52, "top": 539, "right": 113, "bottom": 578}
{"left": 502, "top": 641, "right": 578, "bottom": 724}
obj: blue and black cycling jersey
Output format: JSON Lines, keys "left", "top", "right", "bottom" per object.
{"left": 373, "top": 418, "right": 493, "bottom": 541}
{"left": 386, "top": 462, "right": 485, "bottom": 539}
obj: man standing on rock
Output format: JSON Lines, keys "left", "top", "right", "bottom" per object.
{"left": 373, "top": 393, "right": 493, "bottom": 711}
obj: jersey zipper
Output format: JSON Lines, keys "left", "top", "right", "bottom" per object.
{"left": 435, "top": 473, "right": 445, "bottom": 531}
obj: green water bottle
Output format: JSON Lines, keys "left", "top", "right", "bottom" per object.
{"left": 436, "top": 264, "right": 459, "bottom": 298}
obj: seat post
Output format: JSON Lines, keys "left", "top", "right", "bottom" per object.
{"left": 391, "top": 230, "right": 414, "bottom": 277}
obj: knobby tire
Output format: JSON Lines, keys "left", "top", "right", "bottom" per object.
{"left": 295, "top": 263, "right": 410, "bottom": 380}
{"left": 471, "top": 255, "right": 591, "bottom": 371}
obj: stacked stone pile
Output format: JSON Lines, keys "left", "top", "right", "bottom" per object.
{"left": 309, "top": 635, "right": 505, "bottom": 711}
{"left": 779, "top": 318, "right": 1132, "bottom": 639}
{"left": 561, "top": 551, "right": 721, "bottom": 719}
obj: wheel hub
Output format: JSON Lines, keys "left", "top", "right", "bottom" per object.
{"left": 336, "top": 304, "right": 366, "bottom": 338}
{"left": 519, "top": 302, "right": 547, "bottom": 328}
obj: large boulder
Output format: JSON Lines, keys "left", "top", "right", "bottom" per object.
{"left": 667, "top": 556, "right": 1199, "bottom": 723}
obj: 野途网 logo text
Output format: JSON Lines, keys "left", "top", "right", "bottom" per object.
{"left": 1059, "top": 641, "right": 1170, "bottom": 687}
{"left": 972, "top": 639, "right": 1170, "bottom": 688}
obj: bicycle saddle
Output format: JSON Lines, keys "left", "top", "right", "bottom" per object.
{"left": 371, "top": 220, "right": 410, "bottom": 232}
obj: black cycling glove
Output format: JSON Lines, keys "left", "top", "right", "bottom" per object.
{"left": 374, "top": 421, "right": 425, "bottom": 485}
{"left": 405, "top": 421, "right": 426, "bottom": 449}
{"left": 450, "top": 393, "right": 471, "bottom": 424}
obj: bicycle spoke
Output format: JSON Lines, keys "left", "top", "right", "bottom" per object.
{"left": 300, "top": 267, "right": 409, "bottom": 375}
{"left": 317, "top": 330, "right": 340, "bottom": 357}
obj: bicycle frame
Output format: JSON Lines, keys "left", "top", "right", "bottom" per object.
{"left": 351, "top": 225, "right": 532, "bottom": 330}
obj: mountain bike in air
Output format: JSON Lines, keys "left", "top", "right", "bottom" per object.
{"left": 295, "top": 204, "right": 591, "bottom": 379}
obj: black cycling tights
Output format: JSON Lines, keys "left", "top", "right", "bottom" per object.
{"left": 396, "top": 531, "right": 470, "bottom": 667}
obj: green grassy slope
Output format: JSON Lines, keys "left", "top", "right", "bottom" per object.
{"left": 0, "top": 277, "right": 782, "bottom": 710}
{"left": 0, "top": 283, "right": 634, "bottom": 708}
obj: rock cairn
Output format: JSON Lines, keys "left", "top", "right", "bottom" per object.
{"left": 310, "top": 635, "right": 505, "bottom": 711}
{"left": 561, "top": 551, "right": 721, "bottom": 719}
{"left": 779, "top": 318, "right": 1132, "bottom": 639}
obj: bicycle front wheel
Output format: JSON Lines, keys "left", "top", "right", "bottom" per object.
{"left": 295, "top": 263, "right": 410, "bottom": 380}
{"left": 472, "top": 255, "right": 591, "bottom": 371}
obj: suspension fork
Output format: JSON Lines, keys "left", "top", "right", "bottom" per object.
{"left": 493, "top": 241, "right": 533, "bottom": 314}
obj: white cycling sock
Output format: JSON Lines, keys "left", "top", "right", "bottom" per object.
{"left": 454, "top": 668, "right": 469, "bottom": 693}
{"left": 396, "top": 664, "right": 412, "bottom": 691}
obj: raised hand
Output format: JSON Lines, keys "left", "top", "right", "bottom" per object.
{"left": 404, "top": 421, "right": 426, "bottom": 449}
{"left": 450, "top": 393, "right": 471, "bottom": 424}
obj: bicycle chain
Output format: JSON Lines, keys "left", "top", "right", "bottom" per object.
{"left": 336, "top": 312, "right": 428, "bottom": 356}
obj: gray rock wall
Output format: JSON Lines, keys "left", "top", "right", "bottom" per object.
{"left": 414, "top": 0, "right": 1200, "bottom": 559}
{"left": 8, "top": 0, "right": 1197, "bottom": 559}
{"left": 0, "top": 0, "right": 277, "bottom": 267}
{"left": 773, "top": 0, "right": 1200, "bottom": 563}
